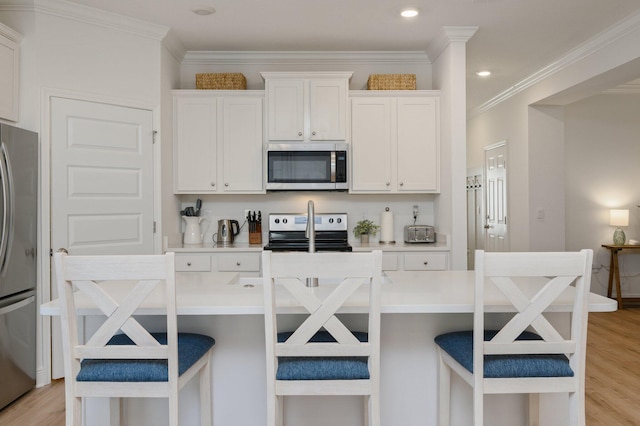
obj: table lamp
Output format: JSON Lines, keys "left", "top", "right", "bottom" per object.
{"left": 610, "top": 209, "right": 629, "bottom": 245}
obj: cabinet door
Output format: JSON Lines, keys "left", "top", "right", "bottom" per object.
{"left": 217, "top": 253, "right": 261, "bottom": 272}
{"left": 173, "top": 96, "right": 218, "bottom": 193}
{"left": 175, "top": 254, "right": 212, "bottom": 272}
{"left": 397, "top": 97, "right": 439, "bottom": 192}
{"left": 309, "top": 79, "right": 348, "bottom": 141}
{"left": 222, "top": 96, "right": 263, "bottom": 192}
{"left": 0, "top": 26, "right": 20, "bottom": 122}
{"left": 350, "top": 98, "right": 393, "bottom": 192}
{"left": 403, "top": 252, "right": 448, "bottom": 271}
{"left": 266, "top": 79, "right": 304, "bottom": 141}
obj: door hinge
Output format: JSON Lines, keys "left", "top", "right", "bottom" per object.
{"left": 152, "top": 130, "right": 158, "bottom": 144}
{"left": 153, "top": 221, "right": 157, "bottom": 233}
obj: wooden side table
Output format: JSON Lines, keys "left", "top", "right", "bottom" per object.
{"left": 601, "top": 244, "right": 640, "bottom": 309}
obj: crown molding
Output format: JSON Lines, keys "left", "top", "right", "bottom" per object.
{"left": 162, "top": 29, "right": 186, "bottom": 63}
{"left": 0, "top": 20, "right": 23, "bottom": 42}
{"left": 602, "top": 82, "right": 640, "bottom": 95}
{"left": 471, "top": 10, "right": 640, "bottom": 117}
{"left": 426, "top": 26, "right": 478, "bottom": 62}
{"left": 0, "top": 0, "right": 170, "bottom": 41}
{"left": 182, "top": 51, "right": 430, "bottom": 66}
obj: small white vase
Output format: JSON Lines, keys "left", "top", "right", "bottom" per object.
{"left": 183, "top": 216, "right": 208, "bottom": 245}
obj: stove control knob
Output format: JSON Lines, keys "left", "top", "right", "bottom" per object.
{"left": 337, "top": 218, "right": 342, "bottom": 223}
{"left": 329, "top": 218, "right": 334, "bottom": 224}
{"left": 283, "top": 218, "right": 288, "bottom": 224}
{"left": 275, "top": 218, "right": 280, "bottom": 224}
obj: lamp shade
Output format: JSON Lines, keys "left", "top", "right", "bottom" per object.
{"left": 610, "top": 209, "right": 629, "bottom": 227}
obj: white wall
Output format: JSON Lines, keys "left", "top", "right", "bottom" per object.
{"left": 565, "top": 93, "right": 640, "bottom": 297}
{"left": 468, "top": 93, "right": 531, "bottom": 251}
{"left": 528, "top": 105, "right": 566, "bottom": 251}
{"left": 160, "top": 40, "right": 183, "bottom": 251}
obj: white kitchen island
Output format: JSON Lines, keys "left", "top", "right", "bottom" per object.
{"left": 41, "top": 270, "right": 616, "bottom": 426}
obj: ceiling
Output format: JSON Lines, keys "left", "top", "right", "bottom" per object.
{"left": 45, "top": 0, "right": 640, "bottom": 110}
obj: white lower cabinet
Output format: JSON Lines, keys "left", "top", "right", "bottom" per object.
{"left": 176, "top": 251, "right": 446, "bottom": 274}
{"left": 217, "top": 253, "right": 260, "bottom": 273}
{"left": 381, "top": 252, "right": 449, "bottom": 271}
{"left": 175, "top": 252, "right": 261, "bottom": 275}
{"left": 175, "top": 254, "right": 212, "bottom": 272}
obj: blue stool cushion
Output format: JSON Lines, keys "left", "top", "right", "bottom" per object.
{"left": 77, "top": 332, "right": 215, "bottom": 382}
{"left": 276, "top": 330, "right": 369, "bottom": 381}
{"left": 434, "top": 330, "right": 574, "bottom": 378}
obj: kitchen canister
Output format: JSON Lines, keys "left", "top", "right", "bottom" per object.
{"left": 380, "top": 207, "right": 396, "bottom": 244}
{"left": 183, "top": 216, "right": 208, "bottom": 245}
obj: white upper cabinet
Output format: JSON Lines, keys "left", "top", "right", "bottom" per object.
{"left": 173, "top": 91, "right": 264, "bottom": 194}
{"left": 350, "top": 92, "right": 440, "bottom": 193}
{"left": 0, "top": 23, "right": 21, "bottom": 122}
{"left": 262, "top": 72, "right": 352, "bottom": 142}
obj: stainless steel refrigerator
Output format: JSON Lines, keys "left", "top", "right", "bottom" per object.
{"left": 0, "top": 123, "right": 37, "bottom": 410}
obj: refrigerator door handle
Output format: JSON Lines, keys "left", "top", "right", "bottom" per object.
{"left": 0, "top": 295, "right": 34, "bottom": 316}
{"left": 0, "top": 143, "right": 13, "bottom": 275}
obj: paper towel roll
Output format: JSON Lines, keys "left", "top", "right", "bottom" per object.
{"left": 380, "top": 209, "right": 395, "bottom": 243}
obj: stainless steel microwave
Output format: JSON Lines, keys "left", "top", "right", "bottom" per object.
{"left": 266, "top": 143, "right": 348, "bottom": 191}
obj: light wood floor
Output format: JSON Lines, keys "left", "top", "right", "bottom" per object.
{"left": 1, "top": 308, "right": 638, "bottom": 425}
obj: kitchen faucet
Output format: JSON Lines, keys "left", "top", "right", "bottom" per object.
{"left": 306, "top": 200, "right": 316, "bottom": 253}
{"left": 305, "top": 200, "right": 318, "bottom": 287}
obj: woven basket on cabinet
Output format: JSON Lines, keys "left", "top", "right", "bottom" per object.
{"left": 367, "top": 74, "right": 416, "bottom": 90}
{"left": 195, "top": 73, "right": 247, "bottom": 90}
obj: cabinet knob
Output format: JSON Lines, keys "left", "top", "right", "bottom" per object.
{"left": 187, "top": 262, "right": 192, "bottom": 266}
{"left": 423, "top": 261, "right": 428, "bottom": 265}
{"left": 400, "top": 182, "right": 404, "bottom": 186}
{"left": 298, "top": 131, "right": 303, "bottom": 136}
{"left": 312, "top": 131, "right": 316, "bottom": 136}
{"left": 211, "top": 182, "right": 215, "bottom": 187}
{"left": 386, "top": 182, "right": 390, "bottom": 186}
{"left": 225, "top": 183, "right": 229, "bottom": 187}
{"left": 236, "top": 262, "right": 241, "bottom": 266}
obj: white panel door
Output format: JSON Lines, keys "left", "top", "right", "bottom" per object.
{"left": 50, "top": 97, "right": 155, "bottom": 379}
{"left": 51, "top": 97, "right": 155, "bottom": 256}
{"left": 484, "top": 142, "right": 508, "bottom": 252}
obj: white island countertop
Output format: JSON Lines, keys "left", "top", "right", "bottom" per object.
{"left": 40, "top": 270, "right": 616, "bottom": 316}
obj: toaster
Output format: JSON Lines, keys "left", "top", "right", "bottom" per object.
{"left": 404, "top": 225, "right": 436, "bottom": 243}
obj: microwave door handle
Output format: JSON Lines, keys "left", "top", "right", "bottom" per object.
{"left": 330, "top": 151, "right": 336, "bottom": 183}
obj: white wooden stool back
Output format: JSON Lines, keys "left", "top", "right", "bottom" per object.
{"left": 262, "top": 250, "right": 383, "bottom": 426}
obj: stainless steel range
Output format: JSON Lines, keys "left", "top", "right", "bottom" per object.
{"left": 263, "top": 213, "right": 352, "bottom": 252}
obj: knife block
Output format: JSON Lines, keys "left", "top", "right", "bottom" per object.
{"left": 249, "top": 225, "right": 262, "bottom": 245}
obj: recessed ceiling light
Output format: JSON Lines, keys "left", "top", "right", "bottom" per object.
{"left": 192, "top": 6, "right": 215, "bottom": 16}
{"left": 476, "top": 70, "right": 491, "bottom": 77}
{"left": 400, "top": 8, "right": 419, "bottom": 18}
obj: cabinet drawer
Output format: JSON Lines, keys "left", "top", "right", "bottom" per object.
{"left": 175, "top": 254, "right": 212, "bottom": 272}
{"left": 403, "top": 253, "right": 448, "bottom": 271}
{"left": 217, "top": 253, "right": 260, "bottom": 272}
{"left": 382, "top": 254, "right": 399, "bottom": 271}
